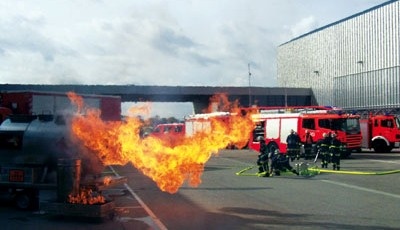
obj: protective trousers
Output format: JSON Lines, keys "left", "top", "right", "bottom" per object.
{"left": 304, "top": 145, "right": 312, "bottom": 160}
{"left": 331, "top": 153, "right": 341, "bottom": 170}
{"left": 320, "top": 151, "right": 330, "bottom": 168}
{"left": 330, "top": 146, "right": 341, "bottom": 170}
{"left": 258, "top": 161, "right": 269, "bottom": 173}
{"left": 287, "top": 148, "right": 300, "bottom": 161}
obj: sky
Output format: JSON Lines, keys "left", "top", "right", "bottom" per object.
{"left": 0, "top": 0, "right": 389, "bottom": 118}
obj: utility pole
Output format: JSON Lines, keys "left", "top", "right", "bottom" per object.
{"left": 248, "top": 63, "right": 251, "bottom": 107}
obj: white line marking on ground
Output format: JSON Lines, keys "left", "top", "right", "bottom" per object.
{"left": 322, "top": 180, "right": 400, "bottom": 199}
{"left": 368, "top": 159, "right": 400, "bottom": 164}
{"left": 109, "top": 166, "right": 168, "bottom": 230}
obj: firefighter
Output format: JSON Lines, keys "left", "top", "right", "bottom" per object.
{"left": 269, "top": 149, "right": 299, "bottom": 176}
{"left": 316, "top": 133, "right": 331, "bottom": 168}
{"left": 256, "top": 137, "right": 270, "bottom": 177}
{"left": 303, "top": 130, "right": 314, "bottom": 160}
{"left": 286, "top": 129, "right": 300, "bottom": 161}
{"left": 329, "top": 133, "right": 342, "bottom": 170}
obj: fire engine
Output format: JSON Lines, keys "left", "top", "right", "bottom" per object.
{"left": 184, "top": 112, "right": 230, "bottom": 137}
{"left": 360, "top": 114, "right": 400, "bottom": 152}
{"left": 248, "top": 106, "right": 362, "bottom": 158}
{"left": 149, "top": 123, "right": 185, "bottom": 146}
{"left": 151, "top": 111, "right": 246, "bottom": 149}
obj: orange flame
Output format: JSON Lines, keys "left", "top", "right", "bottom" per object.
{"left": 103, "top": 176, "right": 112, "bottom": 186}
{"left": 68, "top": 188, "right": 106, "bottom": 205}
{"left": 68, "top": 92, "right": 254, "bottom": 194}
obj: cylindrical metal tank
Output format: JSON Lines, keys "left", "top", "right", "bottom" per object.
{"left": 57, "top": 158, "right": 81, "bottom": 202}
{"left": 0, "top": 114, "right": 105, "bottom": 182}
{"left": 0, "top": 115, "right": 71, "bottom": 182}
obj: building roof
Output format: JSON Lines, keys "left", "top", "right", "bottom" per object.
{"left": 279, "top": 0, "right": 397, "bottom": 47}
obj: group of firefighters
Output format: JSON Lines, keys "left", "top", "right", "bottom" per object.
{"left": 256, "top": 129, "right": 343, "bottom": 177}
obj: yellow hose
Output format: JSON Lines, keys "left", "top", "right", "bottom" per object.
{"left": 236, "top": 165, "right": 400, "bottom": 176}
{"left": 308, "top": 167, "right": 400, "bottom": 175}
{"left": 235, "top": 166, "right": 260, "bottom": 176}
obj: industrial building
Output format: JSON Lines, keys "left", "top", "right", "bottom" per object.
{"left": 277, "top": 0, "right": 399, "bottom": 115}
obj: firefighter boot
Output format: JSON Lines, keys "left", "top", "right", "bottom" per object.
{"left": 333, "top": 164, "right": 336, "bottom": 170}
{"left": 291, "top": 169, "right": 299, "bottom": 175}
{"left": 337, "top": 165, "right": 340, "bottom": 171}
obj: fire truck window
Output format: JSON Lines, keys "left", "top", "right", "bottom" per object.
{"left": 164, "top": 126, "right": 171, "bottom": 133}
{"left": 318, "top": 119, "right": 330, "bottom": 129}
{"left": 175, "top": 125, "right": 183, "bottom": 133}
{"left": 374, "top": 120, "right": 379, "bottom": 127}
{"left": 302, "top": 119, "right": 315, "bottom": 130}
{"left": 153, "top": 127, "right": 161, "bottom": 133}
{"left": 395, "top": 117, "right": 400, "bottom": 129}
{"left": 381, "top": 119, "right": 393, "bottom": 128}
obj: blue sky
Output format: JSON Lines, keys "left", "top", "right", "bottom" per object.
{"left": 0, "top": 0, "right": 389, "bottom": 117}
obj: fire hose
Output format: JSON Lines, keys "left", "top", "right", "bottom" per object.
{"left": 235, "top": 164, "right": 400, "bottom": 177}
{"left": 308, "top": 167, "right": 400, "bottom": 175}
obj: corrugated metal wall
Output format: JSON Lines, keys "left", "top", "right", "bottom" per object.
{"left": 277, "top": 0, "right": 400, "bottom": 111}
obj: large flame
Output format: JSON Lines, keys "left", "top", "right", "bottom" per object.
{"left": 68, "top": 92, "right": 254, "bottom": 194}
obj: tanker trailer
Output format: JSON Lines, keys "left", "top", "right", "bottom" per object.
{"left": 0, "top": 114, "right": 73, "bottom": 209}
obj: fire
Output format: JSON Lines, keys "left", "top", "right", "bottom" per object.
{"left": 103, "top": 176, "right": 112, "bottom": 186}
{"left": 68, "top": 92, "right": 254, "bottom": 194}
{"left": 68, "top": 188, "right": 106, "bottom": 205}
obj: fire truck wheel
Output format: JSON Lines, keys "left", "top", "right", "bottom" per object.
{"left": 372, "top": 139, "right": 390, "bottom": 153}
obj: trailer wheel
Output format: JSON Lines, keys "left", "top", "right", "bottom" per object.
{"left": 14, "top": 189, "right": 39, "bottom": 210}
{"left": 15, "top": 193, "right": 31, "bottom": 210}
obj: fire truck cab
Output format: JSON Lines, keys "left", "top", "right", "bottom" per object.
{"left": 248, "top": 106, "right": 362, "bottom": 158}
{"left": 360, "top": 114, "right": 400, "bottom": 152}
{"left": 150, "top": 123, "right": 185, "bottom": 146}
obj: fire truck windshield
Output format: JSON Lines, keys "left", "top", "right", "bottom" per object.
{"left": 395, "top": 116, "right": 400, "bottom": 129}
{"left": 318, "top": 118, "right": 360, "bottom": 134}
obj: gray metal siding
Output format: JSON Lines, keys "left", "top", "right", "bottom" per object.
{"left": 277, "top": 0, "right": 400, "bottom": 111}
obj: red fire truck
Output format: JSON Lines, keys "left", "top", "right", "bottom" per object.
{"left": 149, "top": 123, "right": 185, "bottom": 146}
{"left": 360, "top": 114, "right": 400, "bottom": 152}
{"left": 248, "top": 106, "right": 362, "bottom": 158}
{"left": 151, "top": 112, "right": 231, "bottom": 143}
{"left": 151, "top": 111, "right": 247, "bottom": 149}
